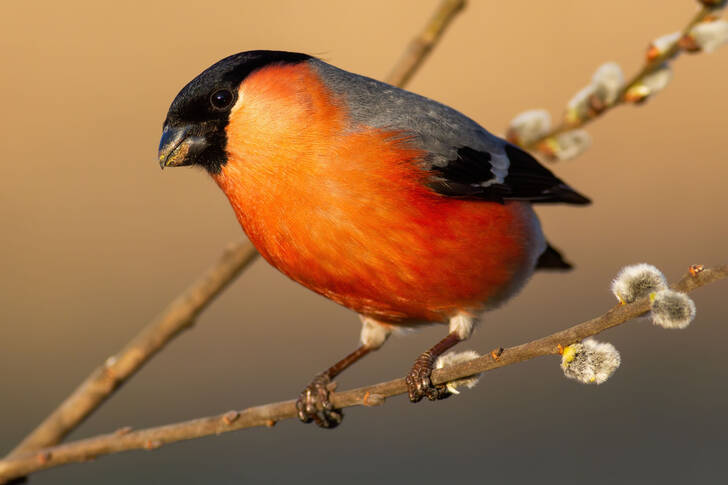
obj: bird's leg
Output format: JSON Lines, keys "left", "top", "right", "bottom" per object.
{"left": 296, "top": 317, "right": 391, "bottom": 428}
{"left": 406, "top": 313, "right": 475, "bottom": 403}
{"left": 406, "top": 332, "right": 461, "bottom": 402}
{"left": 296, "top": 346, "right": 370, "bottom": 428}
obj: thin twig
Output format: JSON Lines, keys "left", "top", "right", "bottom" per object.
{"left": 524, "top": 3, "right": 720, "bottom": 151}
{"left": 1, "top": 265, "right": 724, "bottom": 483}
{"left": 1, "top": 0, "right": 468, "bottom": 468}
{"left": 5, "top": 242, "right": 259, "bottom": 458}
{"left": 385, "top": 0, "right": 466, "bottom": 87}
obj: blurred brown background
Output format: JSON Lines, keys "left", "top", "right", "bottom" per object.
{"left": 1, "top": 0, "right": 727, "bottom": 483}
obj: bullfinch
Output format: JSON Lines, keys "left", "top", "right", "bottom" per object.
{"left": 158, "top": 50, "right": 590, "bottom": 428}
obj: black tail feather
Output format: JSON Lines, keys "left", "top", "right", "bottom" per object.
{"left": 536, "top": 243, "right": 573, "bottom": 271}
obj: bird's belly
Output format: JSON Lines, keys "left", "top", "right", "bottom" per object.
{"left": 239, "top": 194, "right": 545, "bottom": 324}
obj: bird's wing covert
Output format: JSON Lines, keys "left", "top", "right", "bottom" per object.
{"left": 429, "top": 143, "right": 591, "bottom": 205}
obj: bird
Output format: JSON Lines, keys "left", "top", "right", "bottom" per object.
{"left": 158, "top": 50, "right": 590, "bottom": 428}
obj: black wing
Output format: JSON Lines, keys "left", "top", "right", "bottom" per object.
{"left": 429, "top": 144, "right": 590, "bottom": 205}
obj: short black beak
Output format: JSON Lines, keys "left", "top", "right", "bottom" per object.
{"left": 158, "top": 124, "right": 209, "bottom": 168}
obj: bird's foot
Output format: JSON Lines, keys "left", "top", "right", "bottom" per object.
{"left": 296, "top": 373, "right": 343, "bottom": 429}
{"left": 406, "top": 351, "right": 452, "bottom": 402}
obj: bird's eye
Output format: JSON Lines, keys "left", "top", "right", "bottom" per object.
{"left": 210, "top": 89, "right": 234, "bottom": 110}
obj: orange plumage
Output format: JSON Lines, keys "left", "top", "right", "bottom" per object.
{"left": 214, "top": 63, "right": 543, "bottom": 324}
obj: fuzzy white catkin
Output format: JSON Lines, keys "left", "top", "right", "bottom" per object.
{"left": 566, "top": 85, "right": 597, "bottom": 121}
{"left": 508, "top": 110, "right": 551, "bottom": 145}
{"left": 591, "top": 62, "right": 624, "bottom": 104}
{"left": 650, "top": 289, "right": 696, "bottom": 329}
{"left": 561, "top": 339, "right": 621, "bottom": 385}
{"left": 625, "top": 64, "right": 673, "bottom": 102}
{"left": 611, "top": 263, "right": 668, "bottom": 304}
{"left": 650, "top": 32, "right": 682, "bottom": 54}
{"left": 435, "top": 350, "right": 481, "bottom": 394}
{"left": 565, "top": 62, "right": 624, "bottom": 123}
{"left": 690, "top": 20, "right": 728, "bottom": 53}
{"left": 553, "top": 130, "right": 591, "bottom": 161}
{"left": 642, "top": 65, "right": 673, "bottom": 93}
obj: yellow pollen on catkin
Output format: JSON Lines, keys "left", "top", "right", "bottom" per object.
{"left": 625, "top": 84, "right": 650, "bottom": 102}
{"left": 562, "top": 345, "right": 578, "bottom": 365}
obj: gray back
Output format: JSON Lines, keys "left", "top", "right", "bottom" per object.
{"left": 308, "top": 59, "right": 510, "bottom": 184}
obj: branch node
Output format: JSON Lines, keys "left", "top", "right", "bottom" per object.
{"left": 689, "top": 264, "right": 705, "bottom": 277}
{"left": 103, "top": 356, "right": 118, "bottom": 381}
{"left": 222, "top": 411, "right": 240, "bottom": 425}
{"left": 490, "top": 348, "right": 504, "bottom": 360}
{"left": 114, "top": 426, "right": 132, "bottom": 436}
{"left": 144, "top": 440, "right": 162, "bottom": 450}
{"left": 362, "top": 392, "right": 385, "bottom": 407}
{"left": 35, "top": 452, "right": 51, "bottom": 465}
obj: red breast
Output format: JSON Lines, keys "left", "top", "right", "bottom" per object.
{"left": 213, "top": 62, "right": 544, "bottom": 324}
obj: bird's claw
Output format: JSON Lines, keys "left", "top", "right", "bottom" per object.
{"left": 296, "top": 373, "right": 343, "bottom": 429}
{"left": 406, "top": 351, "right": 452, "bottom": 402}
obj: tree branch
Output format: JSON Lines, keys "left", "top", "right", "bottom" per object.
{"left": 523, "top": 3, "right": 722, "bottom": 152}
{"left": 1, "top": 0, "right": 468, "bottom": 467}
{"left": 385, "top": 0, "right": 466, "bottom": 87}
{"left": 1, "top": 264, "right": 724, "bottom": 483}
{"left": 5, "top": 242, "right": 259, "bottom": 458}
